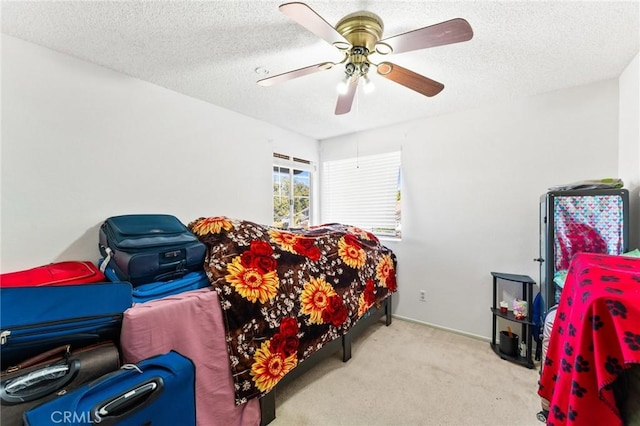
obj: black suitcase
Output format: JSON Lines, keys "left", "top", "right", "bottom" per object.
{"left": 1, "top": 342, "right": 120, "bottom": 426}
{"left": 99, "top": 214, "right": 206, "bottom": 286}
{"left": 23, "top": 351, "right": 196, "bottom": 426}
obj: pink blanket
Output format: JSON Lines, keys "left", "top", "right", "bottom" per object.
{"left": 120, "top": 288, "right": 260, "bottom": 426}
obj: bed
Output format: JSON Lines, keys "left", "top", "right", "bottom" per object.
{"left": 121, "top": 217, "right": 397, "bottom": 425}
{"left": 537, "top": 252, "right": 640, "bottom": 425}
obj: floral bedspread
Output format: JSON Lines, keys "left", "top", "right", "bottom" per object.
{"left": 188, "top": 217, "right": 398, "bottom": 404}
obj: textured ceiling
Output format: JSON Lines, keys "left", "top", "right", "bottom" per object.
{"left": 2, "top": 1, "right": 639, "bottom": 140}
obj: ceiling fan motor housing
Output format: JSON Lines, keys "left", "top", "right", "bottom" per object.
{"left": 335, "top": 11, "right": 383, "bottom": 77}
{"left": 335, "top": 11, "right": 384, "bottom": 54}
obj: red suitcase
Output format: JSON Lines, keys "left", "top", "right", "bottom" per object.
{"left": 0, "top": 261, "right": 105, "bottom": 287}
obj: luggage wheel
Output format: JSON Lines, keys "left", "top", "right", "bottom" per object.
{"left": 536, "top": 410, "right": 548, "bottom": 423}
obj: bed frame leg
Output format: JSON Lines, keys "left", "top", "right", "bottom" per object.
{"left": 385, "top": 294, "right": 393, "bottom": 326}
{"left": 260, "top": 390, "right": 276, "bottom": 426}
{"left": 342, "top": 333, "right": 352, "bottom": 362}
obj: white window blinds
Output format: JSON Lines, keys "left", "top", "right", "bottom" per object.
{"left": 321, "top": 151, "right": 401, "bottom": 237}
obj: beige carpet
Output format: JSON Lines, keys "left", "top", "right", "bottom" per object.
{"left": 271, "top": 318, "right": 542, "bottom": 426}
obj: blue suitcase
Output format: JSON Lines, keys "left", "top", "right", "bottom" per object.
{"left": 23, "top": 351, "right": 196, "bottom": 426}
{"left": 100, "top": 260, "right": 210, "bottom": 304}
{"left": 99, "top": 214, "right": 206, "bottom": 286}
{"left": 0, "top": 283, "right": 132, "bottom": 370}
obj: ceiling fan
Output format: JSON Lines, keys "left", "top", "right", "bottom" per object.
{"left": 257, "top": 2, "right": 473, "bottom": 115}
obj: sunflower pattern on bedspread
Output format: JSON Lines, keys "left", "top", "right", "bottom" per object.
{"left": 189, "top": 216, "right": 397, "bottom": 404}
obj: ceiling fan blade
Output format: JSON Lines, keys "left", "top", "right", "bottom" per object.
{"left": 257, "top": 62, "right": 334, "bottom": 86}
{"left": 376, "top": 62, "right": 444, "bottom": 97}
{"left": 279, "top": 2, "right": 349, "bottom": 46}
{"left": 335, "top": 76, "right": 358, "bottom": 115}
{"left": 378, "top": 18, "right": 473, "bottom": 55}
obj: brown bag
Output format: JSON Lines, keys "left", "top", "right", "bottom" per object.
{"left": 0, "top": 341, "right": 120, "bottom": 426}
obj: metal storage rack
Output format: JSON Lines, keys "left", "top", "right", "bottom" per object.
{"left": 535, "top": 188, "right": 629, "bottom": 314}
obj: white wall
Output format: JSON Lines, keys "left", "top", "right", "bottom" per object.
{"left": 619, "top": 52, "right": 640, "bottom": 251}
{"left": 0, "top": 35, "right": 318, "bottom": 272}
{"left": 320, "top": 79, "right": 622, "bottom": 339}
{"left": 2, "top": 34, "right": 636, "bottom": 340}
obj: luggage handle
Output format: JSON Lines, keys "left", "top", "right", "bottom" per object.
{"left": 0, "top": 359, "right": 80, "bottom": 404}
{"left": 3, "top": 345, "right": 71, "bottom": 373}
{"left": 99, "top": 247, "right": 112, "bottom": 274}
{"left": 153, "top": 269, "right": 188, "bottom": 282}
{"left": 157, "top": 259, "right": 185, "bottom": 269}
{"left": 153, "top": 258, "right": 188, "bottom": 282}
{"left": 94, "top": 379, "right": 162, "bottom": 420}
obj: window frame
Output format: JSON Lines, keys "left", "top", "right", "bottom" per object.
{"left": 272, "top": 153, "right": 314, "bottom": 229}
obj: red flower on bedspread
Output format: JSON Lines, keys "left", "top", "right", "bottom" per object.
{"left": 364, "top": 279, "right": 376, "bottom": 306}
{"left": 240, "top": 241, "right": 277, "bottom": 273}
{"left": 270, "top": 317, "right": 300, "bottom": 357}
{"left": 226, "top": 240, "right": 279, "bottom": 303}
{"left": 386, "top": 274, "right": 397, "bottom": 292}
{"left": 358, "top": 279, "right": 377, "bottom": 317}
{"left": 292, "top": 237, "right": 321, "bottom": 261}
{"left": 322, "top": 295, "right": 348, "bottom": 327}
{"left": 343, "top": 233, "right": 362, "bottom": 248}
{"left": 279, "top": 317, "right": 299, "bottom": 337}
{"left": 269, "top": 229, "right": 321, "bottom": 261}
{"left": 346, "top": 226, "right": 378, "bottom": 243}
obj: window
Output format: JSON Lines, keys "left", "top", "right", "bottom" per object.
{"left": 321, "top": 151, "right": 401, "bottom": 238}
{"left": 273, "top": 153, "right": 313, "bottom": 229}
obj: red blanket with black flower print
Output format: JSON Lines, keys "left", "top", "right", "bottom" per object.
{"left": 538, "top": 253, "right": 640, "bottom": 425}
{"left": 189, "top": 217, "right": 397, "bottom": 404}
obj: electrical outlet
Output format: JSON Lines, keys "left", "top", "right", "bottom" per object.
{"left": 419, "top": 290, "right": 426, "bottom": 302}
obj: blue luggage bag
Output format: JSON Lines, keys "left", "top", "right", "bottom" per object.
{"left": 0, "top": 283, "right": 132, "bottom": 370}
{"left": 99, "top": 214, "right": 206, "bottom": 286}
{"left": 23, "top": 351, "right": 196, "bottom": 426}
{"left": 100, "top": 260, "right": 210, "bottom": 304}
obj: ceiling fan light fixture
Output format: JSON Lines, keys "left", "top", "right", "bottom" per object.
{"left": 337, "top": 77, "right": 350, "bottom": 94}
{"left": 344, "top": 62, "right": 357, "bottom": 76}
{"left": 362, "top": 76, "right": 375, "bottom": 94}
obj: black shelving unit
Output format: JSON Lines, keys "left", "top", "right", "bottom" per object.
{"left": 490, "top": 272, "right": 535, "bottom": 369}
